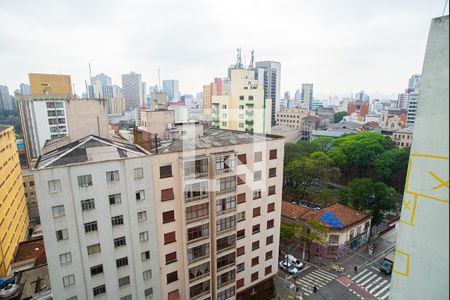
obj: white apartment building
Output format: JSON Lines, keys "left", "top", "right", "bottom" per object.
{"left": 301, "top": 83, "right": 314, "bottom": 110}
{"left": 255, "top": 61, "right": 281, "bottom": 126}
{"left": 146, "top": 128, "right": 284, "bottom": 300}
{"left": 211, "top": 68, "right": 272, "bottom": 134}
{"left": 33, "top": 136, "right": 162, "bottom": 300}
{"left": 16, "top": 96, "right": 109, "bottom": 160}
{"left": 406, "top": 89, "right": 420, "bottom": 126}
{"left": 276, "top": 108, "right": 313, "bottom": 129}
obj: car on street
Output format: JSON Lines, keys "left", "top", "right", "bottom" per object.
{"left": 279, "top": 260, "right": 299, "bottom": 275}
{"left": 285, "top": 254, "right": 304, "bottom": 269}
{"left": 380, "top": 252, "right": 394, "bottom": 275}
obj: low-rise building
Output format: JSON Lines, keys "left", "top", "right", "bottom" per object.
{"left": 392, "top": 127, "right": 414, "bottom": 148}
{"left": 271, "top": 125, "right": 301, "bottom": 143}
{"left": 281, "top": 202, "right": 372, "bottom": 258}
{"left": 300, "top": 116, "right": 322, "bottom": 141}
{"left": 276, "top": 108, "right": 311, "bottom": 129}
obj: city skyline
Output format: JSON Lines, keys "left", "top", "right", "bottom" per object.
{"left": 0, "top": 0, "right": 448, "bottom": 98}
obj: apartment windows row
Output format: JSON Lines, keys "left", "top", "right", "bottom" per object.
{"left": 236, "top": 149, "right": 278, "bottom": 165}
{"left": 189, "top": 261, "right": 210, "bottom": 282}
{"left": 56, "top": 227, "right": 149, "bottom": 243}
{"left": 236, "top": 266, "right": 272, "bottom": 291}
{"left": 79, "top": 191, "right": 145, "bottom": 212}
{"left": 47, "top": 168, "right": 145, "bottom": 192}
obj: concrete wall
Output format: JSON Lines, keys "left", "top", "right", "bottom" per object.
{"left": 66, "top": 99, "right": 109, "bottom": 140}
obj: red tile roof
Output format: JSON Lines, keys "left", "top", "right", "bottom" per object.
{"left": 13, "top": 237, "right": 47, "bottom": 266}
{"left": 281, "top": 201, "right": 310, "bottom": 220}
{"left": 302, "top": 203, "right": 370, "bottom": 228}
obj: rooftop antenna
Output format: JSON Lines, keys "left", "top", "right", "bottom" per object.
{"left": 443, "top": 0, "right": 448, "bottom": 15}
{"left": 248, "top": 50, "right": 255, "bottom": 69}
{"left": 88, "top": 63, "right": 92, "bottom": 83}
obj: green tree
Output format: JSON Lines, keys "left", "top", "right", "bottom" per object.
{"left": 374, "top": 147, "right": 410, "bottom": 192}
{"left": 298, "top": 219, "right": 330, "bottom": 261}
{"left": 280, "top": 223, "right": 301, "bottom": 241}
{"left": 284, "top": 141, "right": 320, "bottom": 164}
{"left": 334, "top": 111, "right": 347, "bottom": 123}
{"left": 315, "top": 188, "right": 338, "bottom": 206}
{"left": 339, "top": 178, "right": 396, "bottom": 224}
{"left": 310, "top": 137, "right": 334, "bottom": 153}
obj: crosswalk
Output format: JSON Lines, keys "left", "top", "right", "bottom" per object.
{"left": 350, "top": 268, "right": 391, "bottom": 300}
{"left": 295, "top": 268, "right": 338, "bottom": 297}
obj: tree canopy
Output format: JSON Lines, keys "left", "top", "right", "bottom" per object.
{"left": 334, "top": 111, "right": 347, "bottom": 123}
{"left": 374, "top": 147, "right": 410, "bottom": 192}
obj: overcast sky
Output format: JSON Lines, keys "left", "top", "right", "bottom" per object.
{"left": 0, "top": 0, "right": 448, "bottom": 98}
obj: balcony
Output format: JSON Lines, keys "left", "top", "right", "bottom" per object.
{"left": 185, "top": 194, "right": 209, "bottom": 204}
{"left": 217, "top": 261, "right": 236, "bottom": 273}
{"left": 212, "top": 109, "right": 219, "bottom": 114}
{"left": 245, "top": 119, "right": 254, "bottom": 125}
{"left": 186, "top": 215, "right": 210, "bottom": 225}
{"left": 245, "top": 102, "right": 254, "bottom": 107}
{"left": 245, "top": 110, "right": 254, "bottom": 116}
{"left": 212, "top": 118, "right": 220, "bottom": 123}
{"left": 245, "top": 128, "right": 254, "bottom": 134}
{"left": 215, "top": 167, "right": 235, "bottom": 177}
{"left": 216, "top": 226, "right": 236, "bottom": 237}
{"left": 216, "top": 244, "right": 236, "bottom": 255}
{"left": 217, "top": 278, "right": 235, "bottom": 289}
{"left": 190, "top": 290, "right": 210, "bottom": 300}
{"left": 216, "top": 187, "right": 236, "bottom": 197}
{"left": 216, "top": 207, "right": 237, "bottom": 217}
{"left": 189, "top": 272, "right": 210, "bottom": 284}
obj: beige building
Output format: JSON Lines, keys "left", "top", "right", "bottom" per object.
{"left": 29, "top": 73, "right": 72, "bottom": 96}
{"left": 110, "top": 97, "right": 126, "bottom": 115}
{"left": 392, "top": 127, "right": 414, "bottom": 148}
{"left": 276, "top": 108, "right": 313, "bottom": 129}
{"left": 137, "top": 109, "right": 176, "bottom": 139}
{"left": 210, "top": 69, "right": 272, "bottom": 134}
{"left": 145, "top": 128, "right": 284, "bottom": 300}
{"left": 22, "top": 169, "right": 39, "bottom": 227}
{"left": 202, "top": 85, "right": 212, "bottom": 111}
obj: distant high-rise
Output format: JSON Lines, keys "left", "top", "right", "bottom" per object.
{"left": 408, "top": 74, "right": 422, "bottom": 90}
{"left": 255, "top": 61, "right": 281, "bottom": 126}
{"left": 203, "top": 78, "right": 224, "bottom": 111}
{"left": 301, "top": 83, "right": 314, "bottom": 110}
{"left": 162, "top": 80, "right": 180, "bottom": 102}
{"left": 406, "top": 89, "right": 420, "bottom": 126}
{"left": 19, "top": 83, "right": 31, "bottom": 96}
{"left": 122, "top": 72, "right": 143, "bottom": 110}
{"left": 91, "top": 73, "right": 112, "bottom": 87}
{"left": 0, "top": 85, "right": 14, "bottom": 112}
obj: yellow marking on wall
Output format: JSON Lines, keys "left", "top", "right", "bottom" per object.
{"left": 393, "top": 250, "right": 411, "bottom": 277}
{"left": 400, "top": 194, "right": 419, "bottom": 227}
{"left": 428, "top": 171, "right": 449, "bottom": 190}
{"left": 410, "top": 153, "right": 449, "bottom": 160}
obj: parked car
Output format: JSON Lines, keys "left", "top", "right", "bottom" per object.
{"left": 285, "top": 254, "right": 304, "bottom": 269}
{"left": 279, "top": 261, "right": 299, "bottom": 275}
{"left": 380, "top": 252, "right": 394, "bottom": 275}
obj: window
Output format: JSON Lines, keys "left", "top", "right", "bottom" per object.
{"left": 252, "top": 224, "right": 260, "bottom": 234}
{"left": 167, "top": 271, "right": 178, "bottom": 284}
{"left": 188, "top": 243, "right": 209, "bottom": 263}
{"left": 185, "top": 181, "right": 208, "bottom": 201}
{"left": 52, "top": 205, "right": 65, "bottom": 218}
{"left": 188, "top": 224, "right": 209, "bottom": 241}
{"left": 269, "top": 168, "right": 277, "bottom": 178}
{"left": 114, "top": 236, "right": 126, "bottom": 248}
{"left": 217, "top": 235, "right": 236, "bottom": 251}
{"left": 186, "top": 203, "right": 209, "bottom": 221}
{"left": 236, "top": 262, "right": 245, "bottom": 273}
{"left": 266, "top": 235, "right": 274, "bottom": 245}
{"left": 190, "top": 281, "right": 210, "bottom": 298}
{"left": 109, "top": 193, "right": 121, "bottom": 205}
{"left": 56, "top": 229, "right": 69, "bottom": 241}
{"left": 160, "top": 165, "right": 173, "bottom": 178}
{"left": 81, "top": 199, "right": 95, "bottom": 211}
{"left": 63, "top": 274, "right": 75, "bottom": 287}
{"left": 116, "top": 257, "right": 128, "bottom": 268}
{"left": 239, "top": 96, "right": 244, "bottom": 100}
{"left": 218, "top": 286, "right": 235, "bottom": 300}
{"left": 236, "top": 278, "right": 244, "bottom": 289}
{"left": 118, "top": 276, "right": 130, "bottom": 287}
{"left": 161, "top": 188, "right": 174, "bottom": 201}
{"left": 143, "top": 270, "right": 152, "bottom": 281}
{"left": 253, "top": 189, "right": 262, "bottom": 200}
{"left": 93, "top": 285, "right": 106, "bottom": 296}
{"left": 253, "top": 207, "right": 261, "bottom": 217}
{"left": 189, "top": 261, "right": 210, "bottom": 281}
{"left": 140, "top": 231, "right": 149, "bottom": 242}
{"left": 84, "top": 221, "right": 98, "bottom": 233}
{"left": 59, "top": 252, "right": 72, "bottom": 264}
{"left": 216, "top": 196, "right": 236, "bottom": 213}
{"left": 90, "top": 264, "right": 103, "bottom": 276}
{"left": 237, "top": 211, "right": 245, "bottom": 222}
{"left": 237, "top": 154, "right": 247, "bottom": 165}
{"left": 266, "top": 251, "right": 273, "bottom": 260}
{"left": 237, "top": 193, "right": 246, "bottom": 204}
{"left": 184, "top": 158, "right": 208, "bottom": 177}
{"left": 136, "top": 190, "right": 145, "bottom": 201}
{"left": 216, "top": 216, "right": 236, "bottom": 232}
{"left": 236, "top": 246, "right": 245, "bottom": 257}
{"left": 138, "top": 211, "right": 147, "bottom": 222}
{"left": 216, "top": 155, "right": 236, "bottom": 173}
{"left": 267, "top": 219, "right": 275, "bottom": 229}
{"left": 254, "top": 152, "right": 262, "bottom": 162}
{"left": 145, "top": 288, "right": 154, "bottom": 299}
{"left": 87, "top": 244, "right": 101, "bottom": 255}
{"left": 48, "top": 180, "right": 61, "bottom": 193}
{"left": 269, "top": 149, "right": 277, "bottom": 159}
{"left": 164, "top": 231, "right": 176, "bottom": 244}
{"left": 162, "top": 210, "right": 175, "bottom": 223}
{"left": 251, "top": 272, "right": 259, "bottom": 282}
{"left": 268, "top": 185, "right": 276, "bottom": 196}
{"left": 77, "top": 175, "right": 92, "bottom": 187}
{"left": 237, "top": 174, "right": 246, "bottom": 185}
{"left": 251, "top": 256, "right": 259, "bottom": 266}
{"left": 265, "top": 265, "right": 272, "bottom": 275}
{"left": 106, "top": 170, "right": 120, "bottom": 183}
{"left": 253, "top": 171, "right": 262, "bottom": 181}
{"left": 217, "top": 270, "right": 235, "bottom": 288}
{"left": 141, "top": 251, "right": 150, "bottom": 261}
{"left": 237, "top": 229, "right": 245, "bottom": 240}
{"left": 166, "top": 252, "right": 177, "bottom": 264}
{"left": 134, "top": 167, "right": 144, "bottom": 179}
{"left": 218, "top": 176, "right": 236, "bottom": 193}
{"left": 120, "top": 295, "right": 131, "bottom": 300}
{"left": 111, "top": 215, "right": 124, "bottom": 226}
{"left": 268, "top": 202, "right": 275, "bottom": 212}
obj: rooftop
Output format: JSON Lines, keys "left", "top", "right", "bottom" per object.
{"left": 36, "top": 135, "right": 148, "bottom": 169}
{"left": 0, "top": 124, "right": 12, "bottom": 133}
{"left": 11, "top": 237, "right": 47, "bottom": 271}
{"left": 311, "top": 130, "right": 349, "bottom": 138}
{"left": 281, "top": 201, "right": 310, "bottom": 220}
{"left": 395, "top": 127, "right": 414, "bottom": 134}
{"left": 157, "top": 128, "right": 283, "bottom": 153}
{"left": 302, "top": 203, "right": 370, "bottom": 229}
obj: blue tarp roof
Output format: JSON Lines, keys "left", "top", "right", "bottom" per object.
{"left": 320, "top": 211, "right": 344, "bottom": 229}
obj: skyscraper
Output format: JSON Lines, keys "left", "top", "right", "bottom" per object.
{"left": 408, "top": 74, "right": 422, "bottom": 90}
{"left": 19, "top": 83, "right": 31, "bottom": 96}
{"left": 122, "top": 72, "right": 143, "bottom": 110}
{"left": 390, "top": 15, "right": 449, "bottom": 300}
{"left": 162, "top": 80, "right": 180, "bottom": 102}
{"left": 301, "top": 83, "right": 314, "bottom": 110}
{"left": 255, "top": 61, "right": 281, "bottom": 126}
{"left": 0, "top": 85, "right": 14, "bottom": 112}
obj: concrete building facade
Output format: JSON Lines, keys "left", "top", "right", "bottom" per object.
{"left": 0, "top": 125, "right": 29, "bottom": 276}
{"left": 301, "top": 83, "right": 314, "bottom": 110}
{"left": 255, "top": 61, "right": 281, "bottom": 126}
{"left": 276, "top": 108, "right": 312, "bottom": 129}
{"left": 392, "top": 127, "right": 414, "bottom": 148}
{"left": 122, "top": 72, "right": 143, "bottom": 111}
